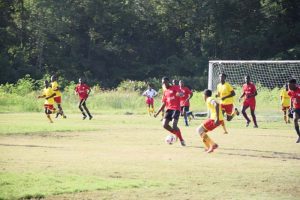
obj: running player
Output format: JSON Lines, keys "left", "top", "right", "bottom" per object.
{"left": 280, "top": 83, "right": 291, "bottom": 123}
{"left": 37, "top": 80, "right": 56, "bottom": 123}
{"left": 154, "top": 77, "right": 186, "bottom": 146}
{"left": 287, "top": 78, "right": 300, "bottom": 143}
{"left": 216, "top": 73, "right": 239, "bottom": 133}
{"left": 51, "top": 75, "right": 66, "bottom": 118}
{"left": 239, "top": 75, "right": 258, "bottom": 128}
{"left": 75, "top": 78, "right": 93, "bottom": 120}
{"left": 142, "top": 84, "right": 158, "bottom": 116}
{"left": 196, "top": 89, "right": 223, "bottom": 153}
{"left": 179, "top": 80, "right": 194, "bottom": 126}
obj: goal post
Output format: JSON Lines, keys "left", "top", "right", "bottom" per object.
{"left": 208, "top": 60, "right": 300, "bottom": 91}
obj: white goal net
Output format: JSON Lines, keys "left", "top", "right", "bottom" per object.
{"left": 208, "top": 60, "right": 300, "bottom": 90}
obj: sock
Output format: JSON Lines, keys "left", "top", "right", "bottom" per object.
{"left": 172, "top": 129, "right": 184, "bottom": 141}
{"left": 242, "top": 111, "right": 251, "bottom": 122}
{"left": 147, "top": 107, "right": 151, "bottom": 115}
{"left": 47, "top": 115, "right": 53, "bottom": 123}
{"left": 184, "top": 115, "right": 188, "bottom": 126}
{"left": 295, "top": 126, "right": 300, "bottom": 137}
{"left": 202, "top": 134, "right": 212, "bottom": 149}
{"left": 251, "top": 112, "right": 258, "bottom": 126}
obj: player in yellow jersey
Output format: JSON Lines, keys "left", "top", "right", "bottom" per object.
{"left": 51, "top": 75, "right": 66, "bottom": 118}
{"left": 216, "top": 73, "right": 239, "bottom": 133}
{"left": 38, "top": 80, "right": 56, "bottom": 123}
{"left": 196, "top": 89, "right": 223, "bottom": 153}
{"left": 280, "top": 83, "right": 291, "bottom": 123}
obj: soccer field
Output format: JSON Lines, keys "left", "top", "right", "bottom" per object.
{"left": 0, "top": 113, "right": 299, "bottom": 200}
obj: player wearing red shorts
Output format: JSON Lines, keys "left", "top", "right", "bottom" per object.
{"left": 239, "top": 75, "right": 258, "bottom": 128}
{"left": 280, "top": 83, "right": 291, "bottom": 124}
{"left": 179, "top": 80, "right": 194, "bottom": 126}
{"left": 51, "top": 75, "right": 66, "bottom": 119}
{"left": 75, "top": 78, "right": 92, "bottom": 120}
{"left": 197, "top": 89, "right": 223, "bottom": 153}
{"left": 154, "top": 77, "right": 186, "bottom": 146}
{"left": 142, "top": 84, "right": 158, "bottom": 116}
{"left": 287, "top": 79, "right": 300, "bottom": 143}
{"left": 37, "top": 80, "right": 56, "bottom": 123}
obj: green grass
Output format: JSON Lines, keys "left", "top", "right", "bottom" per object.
{"left": 0, "top": 172, "right": 157, "bottom": 200}
{"left": 0, "top": 113, "right": 299, "bottom": 200}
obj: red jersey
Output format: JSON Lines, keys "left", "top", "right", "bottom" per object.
{"left": 179, "top": 87, "right": 192, "bottom": 106}
{"left": 75, "top": 83, "right": 90, "bottom": 100}
{"left": 288, "top": 86, "right": 300, "bottom": 109}
{"left": 242, "top": 82, "right": 256, "bottom": 102}
{"left": 162, "top": 85, "right": 181, "bottom": 111}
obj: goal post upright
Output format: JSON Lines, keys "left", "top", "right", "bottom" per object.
{"left": 208, "top": 61, "right": 214, "bottom": 90}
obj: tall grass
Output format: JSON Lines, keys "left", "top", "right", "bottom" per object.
{"left": 0, "top": 75, "right": 285, "bottom": 118}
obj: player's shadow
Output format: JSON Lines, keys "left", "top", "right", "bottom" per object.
{"left": 186, "top": 145, "right": 300, "bottom": 161}
{"left": 0, "top": 143, "right": 62, "bottom": 149}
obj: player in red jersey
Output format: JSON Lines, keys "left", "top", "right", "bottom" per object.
{"left": 154, "top": 77, "right": 186, "bottom": 146}
{"left": 75, "top": 78, "right": 93, "bottom": 120}
{"left": 179, "top": 80, "right": 194, "bottom": 126}
{"left": 239, "top": 75, "right": 258, "bottom": 128}
{"left": 287, "top": 78, "right": 300, "bottom": 143}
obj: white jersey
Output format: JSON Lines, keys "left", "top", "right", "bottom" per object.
{"left": 143, "top": 89, "right": 158, "bottom": 98}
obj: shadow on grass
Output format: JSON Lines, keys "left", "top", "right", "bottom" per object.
{"left": 186, "top": 145, "right": 300, "bottom": 160}
{"left": 0, "top": 143, "right": 62, "bottom": 149}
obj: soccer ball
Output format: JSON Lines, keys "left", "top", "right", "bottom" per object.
{"left": 165, "top": 134, "right": 176, "bottom": 145}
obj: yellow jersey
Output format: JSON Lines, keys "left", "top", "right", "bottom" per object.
{"left": 51, "top": 81, "right": 61, "bottom": 97}
{"left": 43, "top": 87, "right": 55, "bottom": 105}
{"left": 217, "top": 82, "right": 234, "bottom": 105}
{"left": 206, "top": 97, "right": 224, "bottom": 121}
{"left": 280, "top": 89, "right": 290, "bottom": 107}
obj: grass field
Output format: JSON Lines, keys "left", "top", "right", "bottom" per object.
{"left": 0, "top": 113, "right": 300, "bottom": 200}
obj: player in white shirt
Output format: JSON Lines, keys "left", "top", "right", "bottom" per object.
{"left": 142, "top": 84, "right": 158, "bottom": 116}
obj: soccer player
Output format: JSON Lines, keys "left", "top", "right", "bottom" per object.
{"left": 280, "top": 83, "right": 291, "bottom": 123}
{"left": 179, "top": 80, "right": 194, "bottom": 126}
{"left": 172, "top": 79, "right": 180, "bottom": 90}
{"left": 75, "top": 78, "right": 93, "bottom": 120}
{"left": 142, "top": 84, "right": 158, "bottom": 116}
{"left": 196, "top": 89, "right": 223, "bottom": 153}
{"left": 239, "top": 75, "right": 258, "bottom": 128}
{"left": 50, "top": 75, "right": 66, "bottom": 118}
{"left": 287, "top": 79, "right": 300, "bottom": 143}
{"left": 216, "top": 73, "right": 239, "bottom": 133}
{"left": 37, "top": 80, "right": 56, "bottom": 123}
{"left": 154, "top": 77, "right": 186, "bottom": 146}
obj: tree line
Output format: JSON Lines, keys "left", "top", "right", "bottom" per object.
{"left": 0, "top": 0, "right": 299, "bottom": 90}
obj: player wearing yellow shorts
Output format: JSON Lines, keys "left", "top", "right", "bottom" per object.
{"left": 196, "top": 89, "right": 223, "bottom": 153}
{"left": 38, "top": 80, "right": 56, "bottom": 123}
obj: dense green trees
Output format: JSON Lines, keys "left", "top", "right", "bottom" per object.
{"left": 0, "top": 0, "right": 299, "bottom": 89}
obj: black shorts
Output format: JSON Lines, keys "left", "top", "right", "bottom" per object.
{"left": 293, "top": 108, "right": 300, "bottom": 117}
{"left": 164, "top": 109, "right": 180, "bottom": 121}
{"left": 180, "top": 106, "right": 190, "bottom": 113}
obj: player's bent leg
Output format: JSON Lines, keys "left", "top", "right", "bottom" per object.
{"left": 250, "top": 109, "right": 258, "bottom": 128}
{"left": 82, "top": 101, "right": 92, "bottom": 120}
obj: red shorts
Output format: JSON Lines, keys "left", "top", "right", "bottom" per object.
{"left": 54, "top": 96, "right": 61, "bottom": 104}
{"left": 243, "top": 100, "right": 256, "bottom": 110}
{"left": 146, "top": 97, "right": 154, "bottom": 105}
{"left": 202, "top": 119, "right": 223, "bottom": 132}
{"left": 44, "top": 104, "right": 55, "bottom": 111}
{"left": 282, "top": 106, "right": 290, "bottom": 111}
{"left": 221, "top": 104, "right": 234, "bottom": 115}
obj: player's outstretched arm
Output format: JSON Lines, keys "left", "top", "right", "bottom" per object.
{"left": 154, "top": 103, "right": 165, "bottom": 118}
